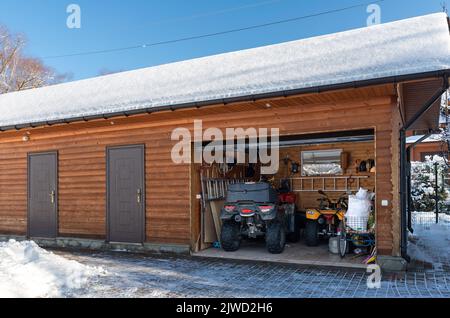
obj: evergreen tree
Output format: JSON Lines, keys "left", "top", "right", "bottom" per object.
{"left": 411, "top": 156, "right": 448, "bottom": 212}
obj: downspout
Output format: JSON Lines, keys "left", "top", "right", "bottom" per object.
{"left": 400, "top": 130, "right": 410, "bottom": 262}
{"left": 400, "top": 75, "right": 449, "bottom": 262}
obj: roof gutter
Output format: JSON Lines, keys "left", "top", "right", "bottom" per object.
{"left": 1, "top": 69, "right": 450, "bottom": 132}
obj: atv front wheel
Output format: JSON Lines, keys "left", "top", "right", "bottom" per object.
{"left": 266, "top": 221, "right": 286, "bottom": 254}
{"left": 221, "top": 221, "right": 241, "bottom": 252}
{"left": 305, "top": 220, "right": 320, "bottom": 247}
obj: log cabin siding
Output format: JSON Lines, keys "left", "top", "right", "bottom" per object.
{"left": 0, "top": 85, "right": 398, "bottom": 254}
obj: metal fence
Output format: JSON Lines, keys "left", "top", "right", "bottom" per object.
{"left": 411, "top": 211, "right": 450, "bottom": 228}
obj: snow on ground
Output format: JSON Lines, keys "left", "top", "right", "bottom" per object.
{"left": 0, "top": 240, "right": 105, "bottom": 298}
{"left": 0, "top": 215, "right": 448, "bottom": 298}
{"left": 409, "top": 212, "right": 450, "bottom": 271}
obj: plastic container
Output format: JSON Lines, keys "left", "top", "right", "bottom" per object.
{"left": 329, "top": 237, "right": 339, "bottom": 254}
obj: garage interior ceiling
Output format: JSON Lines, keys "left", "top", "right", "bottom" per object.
{"left": 198, "top": 129, "right": 375, "bottom": 151}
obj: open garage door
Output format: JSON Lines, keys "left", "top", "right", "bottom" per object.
{"left": 193, "top": 130, "right": 376, "bottom": 269}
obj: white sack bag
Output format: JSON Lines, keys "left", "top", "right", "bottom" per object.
{"left": 355, "top": 188, "right": 369, "bottom": 200}
{"left": 346, "top": 196, "right": 371, "bottom": 217}
{"left": 346, "top": 188, "right": 372, "bottom": 231}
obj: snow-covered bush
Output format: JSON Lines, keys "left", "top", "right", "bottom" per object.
{"left": 410, "top": 155, "right": 449, "bottom": 212}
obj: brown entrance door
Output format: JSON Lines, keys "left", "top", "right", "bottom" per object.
{"left": 107, "top": 145, "right": 145, "bottom": 243}
{"left": 28, "top": 152, "right": 58, "bottom": 238}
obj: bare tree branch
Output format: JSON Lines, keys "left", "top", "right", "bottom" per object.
{"left": 0, "top": 24, "right": 68, "bottom": 94}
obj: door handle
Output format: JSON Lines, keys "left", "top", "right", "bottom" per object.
{"left": 50, "top": 190, "right": 55, "bottom": 204}
{"left": 137, "top": 189, "right": 142, "bottom": 204}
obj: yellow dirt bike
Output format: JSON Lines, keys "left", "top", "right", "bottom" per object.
{"left": 305, "top": 190, "right": 348, "bottom": 247}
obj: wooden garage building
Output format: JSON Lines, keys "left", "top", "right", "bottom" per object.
{"left": 0, "top": 13, "right": 449, "bottom": 267}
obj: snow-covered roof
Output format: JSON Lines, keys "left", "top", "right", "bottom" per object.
{"left": 1, "top": 13, "right": 450, "bottom": 129}
{"left": 406, "top": 134, "right": 443, "bottom": 144}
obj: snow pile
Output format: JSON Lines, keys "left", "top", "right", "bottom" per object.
{"left": 409, "top": 212, "right": 450, "bottom": 267}
{"left": 409, "top": 222, "right": 450, "bottom": 264}
{"left": 0, "top": 13, "right": 449, "bottom": 128}
{"left": 0, "top": 240, "right": 105, "bottom": 298}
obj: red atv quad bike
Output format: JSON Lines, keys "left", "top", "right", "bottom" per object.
{"left": 220, "top": 182, "right": 301, "bottom": 254}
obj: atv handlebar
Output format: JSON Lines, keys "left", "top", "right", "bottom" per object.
{"left": 317, "top": 190, "right": 348, "bottom": 209}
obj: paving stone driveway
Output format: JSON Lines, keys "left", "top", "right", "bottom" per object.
{"left": 58, "top": 249, "right": 450, "bottom": 298}
{"left": 55, "top": 213, "right": 450, "bottom": 298}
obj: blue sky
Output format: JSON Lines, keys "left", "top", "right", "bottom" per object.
{"left": 0, "top": 0, "right": 446, "bottom": 81}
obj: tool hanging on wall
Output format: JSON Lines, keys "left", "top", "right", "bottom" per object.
{"left": 367, "top": 159, "right": 376, "bottom": 173}
{"left": 283, "top": 155, "right": 300, "bottom": 177}
{"left": 359, "top": 160, "right": 368, "bottom": 172}
{"left": 291, "top": 162, "right": 299, "bottom": 174}
{"left": 355, "top": 159, "right": 375, "bottom": 173}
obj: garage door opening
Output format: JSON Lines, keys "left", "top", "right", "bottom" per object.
{"left": 192, "top": 129, "right": 376, "bottom": 269}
